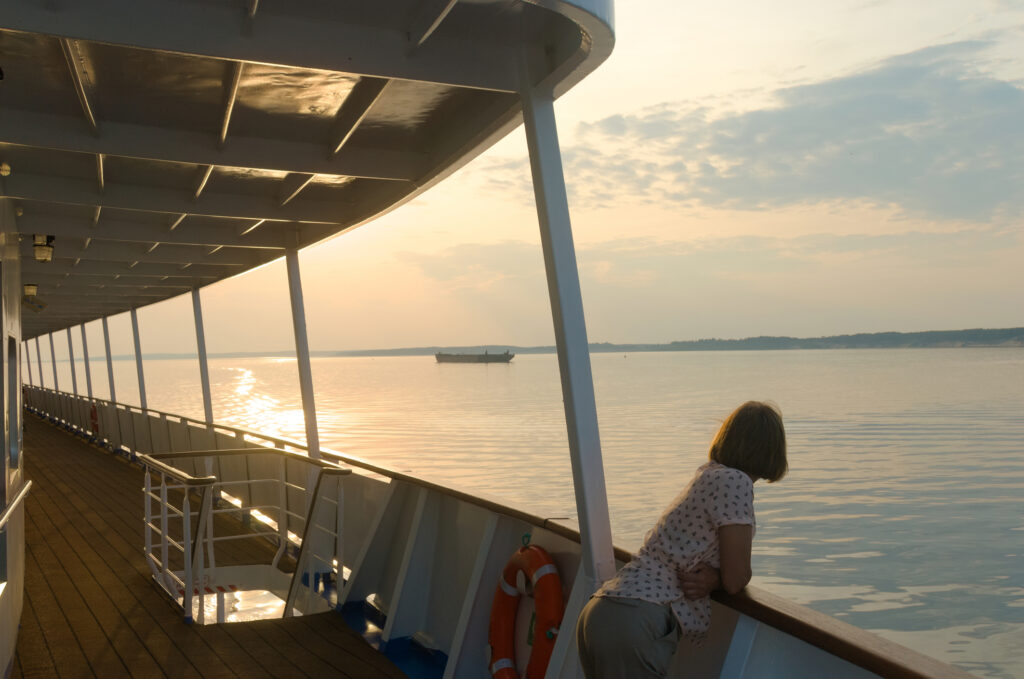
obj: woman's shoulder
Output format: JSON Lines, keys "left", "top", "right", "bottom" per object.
{"left": 700, "top": 461, "right": 753, "bottom": 488}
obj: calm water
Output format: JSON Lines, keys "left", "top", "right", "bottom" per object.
{"left": 38, "top": 349, "right": 1024, "bottom": 678}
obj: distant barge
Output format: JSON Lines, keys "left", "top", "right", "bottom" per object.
{"left": 435, "top": 350, "right": 514, "bottom": 363}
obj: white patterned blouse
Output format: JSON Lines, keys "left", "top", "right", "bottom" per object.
{"left": 595, "top": 461, "right": 755, "bottom": 642}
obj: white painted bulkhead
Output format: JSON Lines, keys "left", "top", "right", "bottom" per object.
{"left": 0, "top": 198, "right": 26, "bottom": 678}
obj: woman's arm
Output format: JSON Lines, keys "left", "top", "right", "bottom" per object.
{"left": 718, "top": 524, "right": 753, "bottom": 594}
{"left": 680, "top": 563, "right": 720, "bottom": 599}
{"left": 680, "top": 523, "right": 753, "bottom": 597}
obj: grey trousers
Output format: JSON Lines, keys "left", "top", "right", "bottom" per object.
{"left": 576, "top": 596, "right": 680, "bottom": 679}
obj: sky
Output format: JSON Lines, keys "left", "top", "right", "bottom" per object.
{"left": 73, "top": 0, "right": 1024, "bottom": 355}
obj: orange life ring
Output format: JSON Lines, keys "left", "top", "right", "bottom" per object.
{"left": 488, "top": 545, "right": 564, "bottom": 679}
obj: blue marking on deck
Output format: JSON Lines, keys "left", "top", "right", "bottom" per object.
{"left": 341, "top": 602, "right": 446, "bottom": 679}
{"left": 381, "top": 638, "right": 447, "bottom": 679}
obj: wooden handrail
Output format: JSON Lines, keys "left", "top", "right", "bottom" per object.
{"left": 148, "top": 448, "right": 351, "bottom": 472}
{"left": 0, "top": 481, "right": 32, "bottom": 531}
{"left": 137, "top": 453, "right": 216, "bottom": 487}
{"left": 714, "top": 586, "right": 976, "bottom": 679}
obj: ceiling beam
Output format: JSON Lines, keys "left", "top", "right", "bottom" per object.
{"left": 406, "top": 0, "right": 458, "bottom": 51}
{"left": 58, "top": 37, "right": 99, "bottom": 135}
{"left": 16, "top": 213, "right": 304, "bottom": 249}
{"left": 24, "top": 271, "right": 212, "bottom": 286}
{"left": 18, "top": 240, "right": 264, "bottom": 267}
{"left": 4, "top": 171, "right": 353, "bottom": 224}
{"left": 27, "top": 299, "right": 173, "bottom": 313}
{"left": 26, "top": 294, "right": 170, "bottom": 307}
{"left": 31, "top": 295, "right": 175, "bottom": 309}
{"left": 220, "top": 62, "right": 244, "bottom": 146}
{"left": 22, "top": 256, "right": 239, "bottom": 278}
{"left": 239, "top": 219, "right": 265, "bottom": 236}
{"left": 278, "top": 173, "right": 316, "bottom": 206}
{"left": 329, "top": 78, "right": 390, "bottom": 156}
{"left": 0, "top": 0, "right": 520, "bottom": 92}
{"left": 194, "top": 165, "right": 215, "bottom": 199}
{"left": 0, "top": 109, "right": 426, "bottom": 180}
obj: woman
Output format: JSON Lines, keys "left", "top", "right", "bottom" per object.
{"left": 576, "top": 401, "right": 788, "bottom": 678}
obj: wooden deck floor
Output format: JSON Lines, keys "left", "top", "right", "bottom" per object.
{"left": 13, "top": 414, "right": 406, "bottom": 679}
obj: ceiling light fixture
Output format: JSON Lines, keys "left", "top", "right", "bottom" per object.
{"left": 33, "top": 234, "right": 55, "bottom": 262}
{"left": 0, "top": 162, "right": 11, "bottom": 177}
{"left": 23, "top": 284, "right": 38, "bottom": 297}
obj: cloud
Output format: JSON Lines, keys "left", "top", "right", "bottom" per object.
{"left": 400, "top": 241, "right": 545, "bottom": 290}
{"left": 485, "top": 40, "right": 1024, "bottom": 221}
{"left": 402, "top": 227, "right": 1019, "bottom": 292}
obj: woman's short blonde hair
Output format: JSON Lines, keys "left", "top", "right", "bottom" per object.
{"left": 708, "top": 401, "right": 788, "bottom": 482}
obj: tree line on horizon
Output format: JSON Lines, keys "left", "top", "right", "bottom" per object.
{"left": 96, "top": 326, "right": 1023, "bottom": 361}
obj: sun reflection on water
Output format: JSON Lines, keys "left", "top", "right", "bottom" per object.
{"left": 222, "top": 367, "right": 310, "bottom": 443}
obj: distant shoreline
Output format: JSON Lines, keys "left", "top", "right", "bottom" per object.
{"left": 93, "top": 327, "right": 1023, "bottom": 361}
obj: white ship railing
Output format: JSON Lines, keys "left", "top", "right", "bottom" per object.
{"left": 23, "top": 385, "right": 309, "bottom": 457}
{"left": 140, "top": 454, "right": 214, "bottom": 623}
{"left": 24, "top": 385, "right": 973, "bottom": 679}
{"left": 139, "top": 446, "right": 351, "bottom": 624}
{"left": 0, "top": 482, "right": 32, "bottom": 534}
{"left": 0, "top": 481, "right": 31, "bottom": 615}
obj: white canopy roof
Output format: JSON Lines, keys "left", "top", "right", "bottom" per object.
{"left": 0, "top": 0, "right": 613, "bottom": 339}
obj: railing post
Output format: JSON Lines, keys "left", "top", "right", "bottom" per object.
{"left": 143, "top": 467, "right": 155, "bottom": 578}
{"left": 159, "top": 474, "right": 170, "bottom": 589}
{"left": 191, "top": 288, "right": 214, "bottom": 425}
{"left": 520, "top": 75, "right": 616, "bottom": 588}
{"left": 130, "top": 308, "right": 148, "bottom": 410}
{"left": 272, "top": 457, "right": 289, "bottom": 569}
{"left": 182, "top": 489, "right": 194, "bottom": 623}
{"left": 66, "top": 328, "right": 79, "bottom": 396}
{"left": 102, "top": 317, "right": 117, "bottom": 402}
{"left": 190, "top": 486, "right": 213, "bottom": 626}
{"left": 335, "top": 475, "right": 344, "bottom": 591}
{"left": 285, "top": 247, "right": 321, "bottom": 459}
{"left": 48, "top": 333, "right": 59, "bottom": 391}
{"left": 80, "top": 324, "right": 94, "bottom": 398}
{"left": 34, "top": 337, "right": 43, "bottom": 390}
{"left": 207, "top": 483, "right": 224, "bottom": 624}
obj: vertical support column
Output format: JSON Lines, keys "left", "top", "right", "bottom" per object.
{"left": 34, "top": 337, "right": 43, "bottom": 389}
{"left": 191, "top": 288, "right": 214, "bottom": 424}
{"left": 130, "top": 308, "right": 147, "bottom": 410}
{"left": 48, "top": 333, "right": 59, "bottom": 391}
{"left": 102, "top": 317, "right": 117, "bottom": 402}
{"left": 66, "top": 327, "right": 79, "bottom": 396}
{"left": 285, "top": 247, "right": 320, "bottom": 459}
{"left": 520, "top": 80, "right": 615, "bottom": 587}
{"left": 25, "top": 341, "right": 34, "bottom": 386}
{"left": 80, "top": 325, "right": 94, "bottom": 398}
